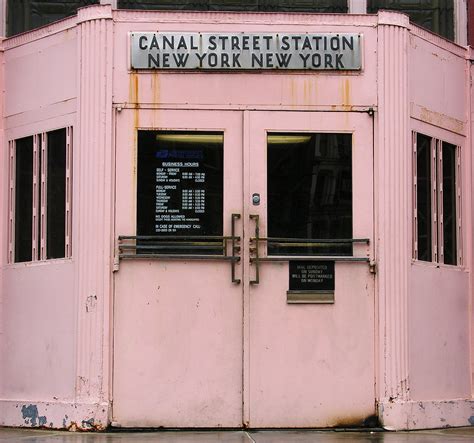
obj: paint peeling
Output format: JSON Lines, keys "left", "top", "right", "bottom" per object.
{"left": 21, "top": 404, "right": 47, "bottom": 427}
{"left": 86, "top": 294, "right": 98, "bottom": 313}
{"left": 81, "top": 418, "right": 95, "bottom": 429}
{"left": 468, "top": 416, "right": 474, "bottom": 425}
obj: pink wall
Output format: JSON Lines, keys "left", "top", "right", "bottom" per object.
{"left": 2, "top": 264, "right": 76, "bottom": 400}
{"left": 409, "top": 265, "right": 470, "bottom": 399}
{"left": 0, "top": 5, "right": 471, "bottom": 430}
{"left": 409, "top": 32, "right": 467, "bottom": 126}
{"left": 4, "top": 30, "right": 77, "bottom": 118}
{"left": 0, "top": 7, "right": 114, "bottom": 429}
{"left": 1, "top": 22, "right": 78, "bottom": 408}
{"left": 408, "top": 32, "right": 471, "bottom": 402}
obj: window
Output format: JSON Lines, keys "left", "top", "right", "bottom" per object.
{"left": 118, "top": 0, "right": 347, "bottom": 13}
{"left": 368, "top": 0, "right": 454, "bottom": 40}
{"left": 267, "top": 133, "right": 352, "bottom": 256}
{"left": 413, "top": 132, "right": 461, "bottom": 265}
{"left": 136, "top": 130, "right": 223, "bottom": 254}
{"left": 7, "top": 0, "right": 99, "bottom": 36}
{"left": 8, "top": 128, "right": 73, "bottom": 263}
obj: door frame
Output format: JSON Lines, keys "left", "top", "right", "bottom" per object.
{"left": 111, "top": 106, "right": 376, "bottom": 428}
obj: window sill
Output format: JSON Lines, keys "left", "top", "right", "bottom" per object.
{"left": 5, "top": 257, "right": 73, "bottom": 269}
{"left": 411, "top": 259, "right": 466, "bottom": 272}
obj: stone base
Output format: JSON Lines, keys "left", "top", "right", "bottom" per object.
{"left": 0, "top": 399, "right": 109, "bottom": 430}
{"left": 379, "top": 399, "right": 474, "bottom": 430}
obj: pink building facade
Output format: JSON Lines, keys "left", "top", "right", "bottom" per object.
{"left": 0, "top": 2, "right": 473, "bottom": 431}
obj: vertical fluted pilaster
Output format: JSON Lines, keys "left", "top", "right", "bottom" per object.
{"left": 0, "top": 39, "right": 5, "bottom": 398}
{"left": 75, "top": 5, "right": 113, "bottom": 405}
{"left": 376, "top": 11, "right": 411, "bottom": 402}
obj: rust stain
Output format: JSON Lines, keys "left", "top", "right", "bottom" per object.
{"left": 152, "top": 72, "right": 161, "bottom": 128}
{"left": 66, "top": 420, "right": 106, "bottom": 432}
{"left": 342, "top": 78, "right": 351, "bottom": 107}
{"left": 302, "top": 78, "right": 316, "bottom": 106}
{"left": 312, "top": 78, "right": 317, "bottom": 104}
{"left": 289, "top": 77, "right": 296, "bottom": 106}
{"left": 152, "top": 72, "right": 160, "bottom": 105}
{"left": 129, "top": 72, "right": 140, "bottom": 227}
{"left": 431, "top": 52, "right": 446, "bottom": 62}
{"left": 129, "top": 72, "right": 140, "bottom": 128}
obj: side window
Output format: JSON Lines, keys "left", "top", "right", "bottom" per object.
{"left": 118, "top": 0, "right": 348, "bottom": 13}
{"left": 413, "top": 132, "right": 461, "bottom": 265}
{"left": 14, "top": 136, "right": 34, "bottom": 263}
{"left": 7, "top": 0, "right": 100, "bottom": 36}
{"left": 267, "top": 133, "right": 352, "bottom": 256}
{"left": 8, "top": 128, "right": 73, "bottom": 263}
{"left": 368, "top": 0, "right": 454, "bottom": 41}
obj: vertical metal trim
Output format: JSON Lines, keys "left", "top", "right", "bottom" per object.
{"left": 348, "top": 0, "right": 367, "bottom": 14}
{"left": 456, "top": 145, "right": 462, "bottom": 266}
{"left": 0, "top": 0, "right": 6, "bottom": 37}
{"left": 412, "top": 131, "right": 418, "bottom": 260}
{"left": 65, "top": 126, "right": 73, "bottom": 258}
{"left": 431, "top": 136, "right": 438, "bottom": 263}
{"left": 437, "top": 139, "right": 444, "bottom": 264}
{"left": 231, "top": 213, "right": 241, "bottom": 284}
{"left": 32, "top": 134, "right": 40, "bottom": 261}
{"left": 100, "top": 0, "right": 117, "bottom": 7}
{"left": 7, "top": 140, "right": 15, "bottom": 264}
{"left": 40, "top": 132, "right": 47, "bottom": 260}
{"left": 454, "top": 0, "right": 468, "bottom": 46}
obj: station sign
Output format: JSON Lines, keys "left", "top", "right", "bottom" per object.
{"left": 131, "top": 32, "right": 361, "bottom": 71}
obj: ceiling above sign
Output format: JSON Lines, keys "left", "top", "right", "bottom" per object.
{"left": 130, "top": 32, "right": 362, "bottom": 71}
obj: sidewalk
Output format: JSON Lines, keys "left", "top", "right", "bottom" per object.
{"left": 1, "top": 428, "right": 474, "bottom": 442}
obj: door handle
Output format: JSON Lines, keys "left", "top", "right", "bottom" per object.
{"left": 249, "top": 214, "right": 260, "bottom": 285}
{"left": 117, "top": 213, "right": 241, "bottom": 284}
{"left": 231, "top": 213, "right": 241, "bottom": 284}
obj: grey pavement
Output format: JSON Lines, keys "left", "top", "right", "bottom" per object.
{"left": 1, "top": 428, "right": 474, "bottom": 443}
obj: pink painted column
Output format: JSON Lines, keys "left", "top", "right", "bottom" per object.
{"left": 74, "top": 4, "right": 114, "bottom": 424}
{"left": 0, "top": 38, "right": 4, "bottom": 400}
{"left": 470, "top": 49, "right": 474, "bottom": 395}
{"left": 375, "top": 10, "right": 411, "bottom": 411}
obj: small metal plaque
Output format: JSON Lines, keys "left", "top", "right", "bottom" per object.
{"left": 288, "top": 261, "right": 335, "bottom": 303}
{"left": 287, "top": 290, "right": 334, "bottom": 304}
{"left": 289, "top": 260, "right": 335, "bottom": 291}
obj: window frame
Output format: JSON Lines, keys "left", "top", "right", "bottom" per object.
{"left": 7, "top": 126, "right": 73, "bottom": 264}
{"left": 266, "top": 131, "right": 354, "bottom": 257}
{"left": 412, "top": 130, "right": 462, "bottom": 267}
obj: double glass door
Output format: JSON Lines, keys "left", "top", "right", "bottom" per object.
{"left": 113, "top": 108, "right": 374, "bottom": 428}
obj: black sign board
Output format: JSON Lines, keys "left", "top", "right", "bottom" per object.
{"left": 289, "top": 260, "right": 335, "bottom": 291}
{"left": 136, "top": 131, "right": 223, "bottom": 244}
